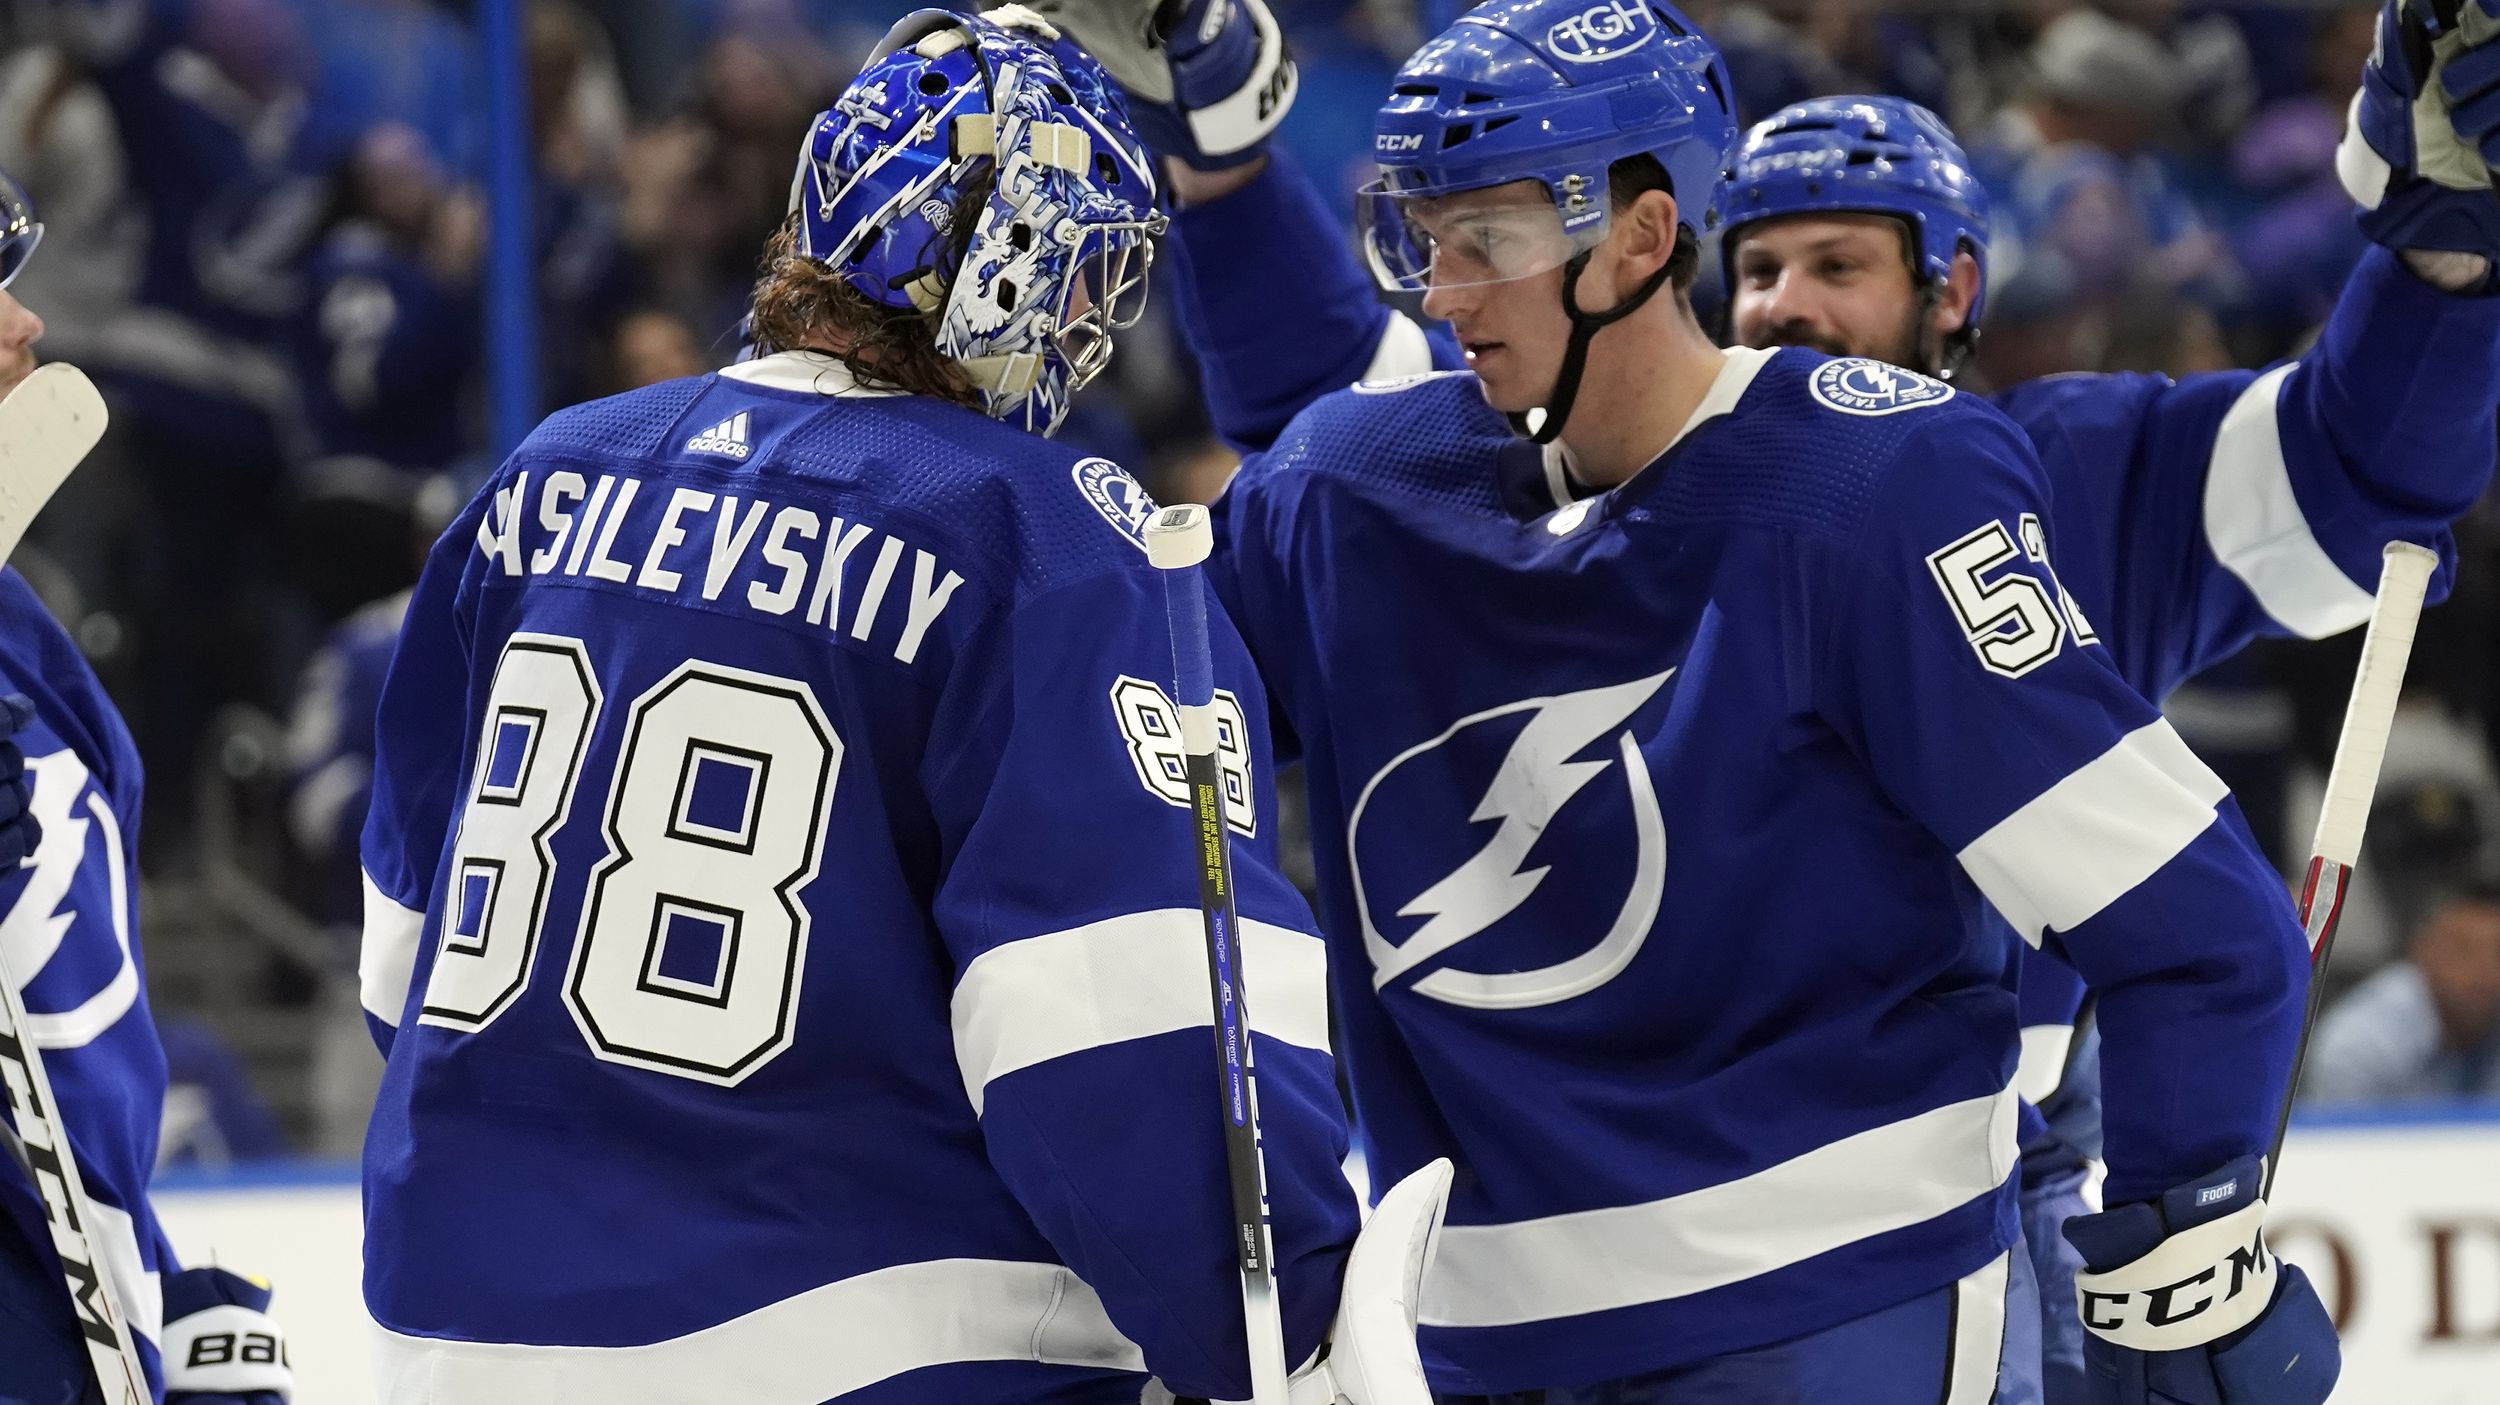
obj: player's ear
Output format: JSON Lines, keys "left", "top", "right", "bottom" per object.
{"left": 1616, "top": 188, "right": 1679, "bottom": 279}
{"left": 1934, "top": 248, "right": 1982, "bottom": 338}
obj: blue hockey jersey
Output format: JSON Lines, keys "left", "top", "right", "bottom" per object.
{"left": 1209, "top": 349, "right": 2309, "bottom": 1391}
{"left": 0, "top": 567, "right": 175, "bottom": 1397}
{"left": 356, "top": 351, "right": 1358, "bottom": 1404}
{"left": 1168, "top": 155, "right": 2500, "bottom": 1174}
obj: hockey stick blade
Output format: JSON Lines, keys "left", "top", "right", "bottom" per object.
{"left": 0, "top": 363, "right": 107, "bottom": 568}
{"left": 2265, "top": 541, "right": 2437, "bottom": 1196}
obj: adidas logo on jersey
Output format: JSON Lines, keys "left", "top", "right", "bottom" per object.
{"left": 686, "top": 412, "right": 753, "bottom": 460}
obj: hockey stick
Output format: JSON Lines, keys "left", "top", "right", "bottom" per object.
{"left": 0, "top": 363, "right": 107, "bottom": 568}
{"left": 0, "top": 360, "right": 147, "bottom": 1404}
{"left": 1145, "top": 503, "right": 1292, "bottom": 1405}
{"left": 2262, "top": 541, "right": 2439, "bottom": 1200}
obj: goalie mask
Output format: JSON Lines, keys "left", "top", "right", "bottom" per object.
{"left": 790, "top": 7, "right": 1165, "bottom": 436}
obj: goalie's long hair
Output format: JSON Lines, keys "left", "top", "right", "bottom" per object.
{"left": 744, "top": 168, "right": 994, "bottom": 410}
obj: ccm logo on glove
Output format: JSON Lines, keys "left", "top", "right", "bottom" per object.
{"left": 2076, "top": 1200, "right": 2279, "bottom": 1350}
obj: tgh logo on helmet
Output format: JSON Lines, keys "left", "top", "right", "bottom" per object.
{"left": 1547, "top": 0, "right": 1655, "bottom": 65}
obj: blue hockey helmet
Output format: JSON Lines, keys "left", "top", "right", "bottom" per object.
{"left": 786, "top": 7, "right": 1165, "bottom": 436}
{"left": 1359, "top": 0, "right": 1737, "bottom": 295}
{"left": 1721, "top": 96, "right": 1991, "bottom": 330}
{"left": 0, "top": 168, "right": 40, "bottom": 291}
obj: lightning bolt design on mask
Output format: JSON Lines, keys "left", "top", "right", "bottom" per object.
{"left": 1362, "top": 670, "right": 1674, "bottom": 991}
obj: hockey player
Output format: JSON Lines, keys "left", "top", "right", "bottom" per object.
{"left": 355, "top": 12, "right": 1439, "bottom": 1404}
{"left": 0, "top": 167, "right": 293, "bottom": 1405}
{"left": 1014, "top": 0, "right": 2345, "bottom": 1399}
{"left": 1710, "top": 75, "right": 2498, "bottom": 1404}
{"left": 1023, "top": 0, "right": 2499, "bottom": 1399}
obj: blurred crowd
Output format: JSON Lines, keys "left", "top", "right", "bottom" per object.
{"left": 0, "top": 0, "right": 2495, "bottom": 1157}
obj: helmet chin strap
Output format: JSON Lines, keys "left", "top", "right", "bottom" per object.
{"left": 1507, "top": 249, "right": 1677, "bottom": 446}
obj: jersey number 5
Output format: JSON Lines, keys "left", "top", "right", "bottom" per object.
{"left": 417, "top": 635, "right": 839, "bottom": 1086}
{"left": 1924, "top": 514, "right": 2099, "bottom": 679}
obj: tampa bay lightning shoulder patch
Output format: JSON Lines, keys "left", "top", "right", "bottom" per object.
{"left": 1807, "top": 358, "right": 1956, "bottom": 417}
{"left": 1073, "top": 457, "right": 1156, "bottom": 553}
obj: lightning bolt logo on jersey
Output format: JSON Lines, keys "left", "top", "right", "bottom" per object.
{"left": 1213, "top": 349, "right": 2303, "bottom": 1394}
{"left": 1351, "top": 671, "right": 1670, "bottom": 1009}
{"left": 0, "top": 568, "right": 173, "bottom": 1389}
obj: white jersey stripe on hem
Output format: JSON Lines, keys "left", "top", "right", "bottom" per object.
{"left": 370, "top": 1258, "right": 1145, "bottom": 1405}
{"left": 1420, "top": 1084, "right": 2020, "bottom": 1328}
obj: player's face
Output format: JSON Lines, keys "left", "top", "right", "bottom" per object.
{"left": 1727, "top": 214, "right": 1936, "bottom": 370}
{"left": 0, "top": 287, "right": 42, "bottom": 400}
{"left": 1414, "top": 182, "right": 1580, "bottom": 413}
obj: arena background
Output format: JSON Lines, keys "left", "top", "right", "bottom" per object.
{"left": 2, "top": 0, "right": 2497, "bottom": 1399}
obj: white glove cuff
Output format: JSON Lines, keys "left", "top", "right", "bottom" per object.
{"left": 2074, "top": 1199, "right": 2278, "bottom": 1352}
{"left": 162, "top": 1301, "right": 295, "bottom": 1401}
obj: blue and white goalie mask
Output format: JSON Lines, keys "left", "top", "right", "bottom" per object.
{"left": 789, "top": 7, "right": 1165, "bottom": 435}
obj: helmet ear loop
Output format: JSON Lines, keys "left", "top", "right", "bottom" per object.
{"left": 1507, "top": 246, "right": 1678, "bottom": 446}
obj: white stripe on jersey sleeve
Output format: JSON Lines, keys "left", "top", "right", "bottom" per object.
{"left": 1362, "top": 314, "right": 1436, "bottom": 384}
{"left": 951, "top": 910, "right": 1329, "bottom": 1116}
{"left": 369, "top": 1258, "right": 1145, "bottom": 1404}
{"left": 2202, "top": 364, "right": 2376, "bottom": 640}
{"left": 1956, "top": 720, "right": 2229, "bottom": 946}
{"left": 361, "top": 870, "right": 425, "bottom": 1028}
{"left": 1420, "top": 1085, "right": 2019, "bottom": 1328}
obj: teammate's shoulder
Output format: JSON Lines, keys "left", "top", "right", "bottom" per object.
{"left": 765, "top": 392, "right": 1172, "bottom": 600}
{"left": 1290, "top": 366, "right": 1507, "bottom": 454}
{"left": 1755, "top": 350, "right": 1992, "bottom": 430}
{"left": 1243, "top": 368, "right": 1512, "bottom": 499}
{"left": 1763, "top": 350, "right": 2030, "bottom": 464}
{"left": 1659, "top": 349, "right": 2032, "bottom": 545}
{"left": 518, "top": 376, "right": 717, "bottom": 462}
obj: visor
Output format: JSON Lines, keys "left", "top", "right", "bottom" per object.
{"left": 1358, "top": 176, "right": 1607, "bottom": 293}
{"left": 0, "top": 175, "right": 40, "bottom": 291}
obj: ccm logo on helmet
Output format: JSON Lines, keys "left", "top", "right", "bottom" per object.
{"left": 1377, "top": 132, "right": 1425, "bottom": 153}
{"left": 1547, "top": 0, "right": 1655, "bottom": 64}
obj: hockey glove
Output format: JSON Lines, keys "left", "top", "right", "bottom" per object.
{"left": 983, "top": 0, "right": 1296, "bottom": 169}
{"left": 160, "top": 1266, "right": 294, "bottom": 1404}
{"left": 0, "top": 693, "right": 39, "bottom": 871}
{"left": 2340, "top": 0, "right": 2500, "bottom": 262}
{"left": 1148, "top": 1158, "right": 1451, "bottom": 1405}
{"left": 2060, "top": 1155, "right": 2338, "bottom": 1405}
